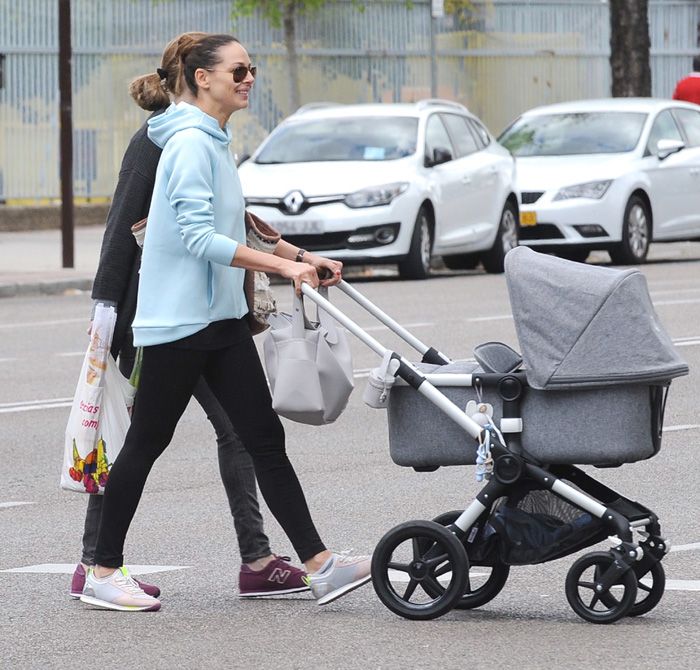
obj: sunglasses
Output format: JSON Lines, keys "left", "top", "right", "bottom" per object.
{"left": 207, "top": 65, "right": 257, "bottom": 83}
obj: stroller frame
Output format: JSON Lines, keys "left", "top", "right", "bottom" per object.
{"left": 302, "top": 280, "right": 670, "bottom": 624}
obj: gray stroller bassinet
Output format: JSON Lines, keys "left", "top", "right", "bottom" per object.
{"left": 389, "top": 246, "right": 688, "bottom": 468}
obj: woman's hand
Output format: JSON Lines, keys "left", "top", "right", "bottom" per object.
{"left": 305, "top": 252, "right": 343, "bottom": 286}
{"left": 281, "top": 260, "right": 320, "bottom": 296}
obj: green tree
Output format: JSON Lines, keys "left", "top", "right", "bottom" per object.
{"left": 233, "top": 0, "right": 476, "bottom": 112}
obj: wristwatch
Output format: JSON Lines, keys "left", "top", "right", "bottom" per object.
{"left": 295, "top": 248, "right": 306, "bottom": 263}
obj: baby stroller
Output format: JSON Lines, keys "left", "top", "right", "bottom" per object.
{"left": 301, "top": 246, "right": 688, "bottom": 624}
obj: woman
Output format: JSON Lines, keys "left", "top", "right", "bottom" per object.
{"left": 80, "top": 33, "right": 370, "bottom": 612}
{"left": 73, "top": 32, "right": 308, "bottom": 603}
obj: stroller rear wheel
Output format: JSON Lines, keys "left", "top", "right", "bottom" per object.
{"left": 565, "top": 551, "right": 638, "bottom": 624}
{"left": 598, "top": 560, "right": 666, "bottom": 617}
{"left": 372, "top": 520, "right": 468, "bottom": 620}
{"left": 429, "top": 510, "right": 510, "bottom": 609}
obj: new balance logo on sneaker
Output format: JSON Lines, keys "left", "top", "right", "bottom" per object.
{"left": 268, "top": 567, "right": 292, "bottom": 584}
{"left": 238, "top": 556, "right": 310, "bottom": 598}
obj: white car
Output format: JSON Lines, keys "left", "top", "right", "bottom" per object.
{"left": 498, "top": 98, "right": 700, "bottom": 264}
{"left": 238, "top": 100, "right": 519, "bottom": 278}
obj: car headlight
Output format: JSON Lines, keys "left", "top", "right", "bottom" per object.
{"left": 344, "top": 182, "right": 409, "bottom": 208}
{"left": 553, "top": 180, "right": 612, "bottom": 201}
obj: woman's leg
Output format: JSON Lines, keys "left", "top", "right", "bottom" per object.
{"left": 192, "top": 378, "right": 272, "bottom": 564}
{"left": 202, "top": 339, "right": 326, "bottom": 564}
{"left": 93, "top": 344, "right": 205, "bottom": 568}
{"left": 80, "top": 494, "right": 103, "bottom": 566}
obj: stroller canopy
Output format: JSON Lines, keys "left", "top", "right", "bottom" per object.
{"left": 504, "top": 247, "right": 689, "bottom": 390}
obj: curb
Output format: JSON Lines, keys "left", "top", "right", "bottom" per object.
{"left": 0, "top": 278, "right": 93, "bottom": 299}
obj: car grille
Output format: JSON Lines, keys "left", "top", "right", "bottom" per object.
{"left": 518, "top": 224, "right": 564, "bottom": 240}
{"left": 521, "top": 191, "right": 544, "bottom": 204}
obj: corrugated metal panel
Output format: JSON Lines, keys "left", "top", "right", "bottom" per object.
{"left": 1, "top": 0, "right": 699, "bottom": 202}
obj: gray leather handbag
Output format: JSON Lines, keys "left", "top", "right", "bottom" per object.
{"left": 263, "top": 287, "right": 354, "bottom": 425}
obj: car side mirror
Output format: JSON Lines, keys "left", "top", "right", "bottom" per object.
{"left": 425, "top": 146, "right": 452, "bottom": 167}
{"left": 236, "top": 152, "right": 251, "bottom": 166}
{"left": 656, "top": 138, "right": 684, "bottom": 160}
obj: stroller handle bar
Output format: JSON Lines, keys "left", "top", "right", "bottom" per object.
{"left": 300, "top": 282, "right": 485, "bottom": 441}
{"left": 336, "top": 281, "right": 451, "bottom": 365}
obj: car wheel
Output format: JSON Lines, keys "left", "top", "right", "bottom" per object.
{"left": 443, "top": 253, "right": 480, "bottom": 271}
{"left": 481, "top": 200, "right": 518, "bottom": 274}
{"left": 609, "top": 195, "right": 650, "bottom": 265}
{"left": 398, "top": 206, "right": 432, "bottom": 280}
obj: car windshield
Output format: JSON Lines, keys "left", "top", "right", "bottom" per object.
{"left": 254, "top": 116, "right": 419, "bottom": 164}
{"left": 498, "top": 112, "right": 647, "bottom": 156}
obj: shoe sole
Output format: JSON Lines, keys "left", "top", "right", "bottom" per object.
{"left": 80, "top": 594, "right": 161, "bottom": 612}
{"left": 69, "top": 592, "right": 82, "bottom": 600}
{"left": 239, "top": 585, "right": 311, "bottom": 598}
{"left": 316, "top": 574, "right": 372, "bottom": 606}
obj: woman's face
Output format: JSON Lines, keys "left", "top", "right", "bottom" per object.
{"left": 202, "top": 41, "right": 255, "bottom": 114}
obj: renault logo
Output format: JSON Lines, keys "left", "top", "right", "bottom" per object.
{"left": 282, "top": 190, "right": 305, "bottom": 215}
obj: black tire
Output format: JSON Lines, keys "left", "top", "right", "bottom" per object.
{"left": 558, "top": 248, "right": 590, "bottom": 263}
{"left": 565, "top": 551, "right": 637, "bottom": 624}
{"left": 443, "top": 253, "right": 480, "bottom": 271}
{"left": 482, "top": 199, "right": 519, "bottom": 274}
{"left": 609, "top": 195, "right": 651, "bottom": 265}
{"left": 371, "top": 520, "right": 468, "bottom": 620}
{"left": 398, "top": 206, "right": 432, "bottom": 279}
{"left": 599, "top": 560, "right": 665, "bottom": 617}
{"left": 426, "top": 510, "right": 510, "bottom": 610}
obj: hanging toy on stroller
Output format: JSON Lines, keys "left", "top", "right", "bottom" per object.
{"left": 299, "top": 246, "right": 688, "bottom": 624}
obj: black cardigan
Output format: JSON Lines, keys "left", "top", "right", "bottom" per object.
{"left": 92, "top": 110, "right": 164, "bottom": 358}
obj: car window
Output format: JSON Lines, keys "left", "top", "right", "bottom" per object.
{"left": 673, "top": 108, "right": 700, "bottom": 147}
{"left": 440, "top": 113, "right": 479, "bottom": 157}
{"left": 254, "top": 116, "right": 418, "bottom": 164}
{"left": 425, "top": 114, "right": 454, "bottom": 164}
{"left": 467, "top": 118, "right": 491, "bottom": 149}
{"left": 645, "top": 110, "right": 683, "bottom": 156}
{"left": 498, "top": 112, "right": 646, "bottom": 156}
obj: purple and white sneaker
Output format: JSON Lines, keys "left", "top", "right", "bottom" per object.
{"left": 238, "top": 555, "right": 310, "bottom": 597}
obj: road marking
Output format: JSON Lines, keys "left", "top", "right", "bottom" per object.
{"left": 56, "top": 351, "right": 85, "bottom": 357}
{"left": 671, "top": 542, "right": 700, "bottom": 553}
{"left": 654, "top": 298, "right": 700, "bottom": 306}
{"left": 0, "top": 398, "right": 72, "bottom": 414}
{"left": 650, "top": 288, "right": 700, "bottom": 297}
{"left": 663, "top": 424, "right": 700, "bottom": 433}
{"left": 0, "top": 502, "right": 35, "bottom": 509}
{"left": 0, "top": 317, "right": 85, "bottom": 330}
{"left": 362, "top": 321, "right": 433, "bottom": 332}
{"left": 0, "top": 563, "right": 189, "bottom": 575}
{"left": 466, "top": 315, "right": 513, "bottom": 323}
{"left": 664, "top": 580, "right": 700, "bottom": 592}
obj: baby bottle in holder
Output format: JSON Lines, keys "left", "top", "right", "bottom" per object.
{"left": 363, "top": 351, "right": 400, "bottom": 409}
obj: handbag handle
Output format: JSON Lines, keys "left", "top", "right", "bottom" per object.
{"left": 292, "top": 284, "right": 340, "bottom": 343}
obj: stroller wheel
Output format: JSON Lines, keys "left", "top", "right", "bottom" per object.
{"left": 598, "top": 560, "right": 666, "bottom": 617}
{"left": 565, "top": 551, "right": 638, "bottom": 624}
{"left": 430, "top": 510, "right": 510, "bottom": 609}
{"left": 371, "top": 520, "right": 468, "bottom": 620}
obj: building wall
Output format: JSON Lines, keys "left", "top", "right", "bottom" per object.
{"left": 0, "top": 0, "right": 698, "bottom": 202}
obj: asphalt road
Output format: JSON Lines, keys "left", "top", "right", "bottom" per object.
{"left": 1, "top": 245, "right": 699, "bottom": 669}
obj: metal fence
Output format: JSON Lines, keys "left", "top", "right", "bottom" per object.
{"left": 1, "top": 0, "right": 699, "bottom": 203}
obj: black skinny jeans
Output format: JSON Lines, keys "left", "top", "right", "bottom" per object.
{"left": 93, "top": 333, "right": 326, "bottom": 568}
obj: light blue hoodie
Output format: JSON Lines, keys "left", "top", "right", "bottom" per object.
{"left": 132, "top": 101, "right": 247, "bottom": 346}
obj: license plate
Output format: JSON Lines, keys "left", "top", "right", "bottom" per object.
{"left": 520, "top": 211, "right": 537, "bottom": 227}
{"left": 268, "top": 219, "right": 323, "bottom": 235}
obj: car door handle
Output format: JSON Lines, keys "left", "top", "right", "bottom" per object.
{"left": 461, "top": 175, "right": 472, "bottom": 184}
{"left": 691, "top": 167, "right": 700, "bottom": 177}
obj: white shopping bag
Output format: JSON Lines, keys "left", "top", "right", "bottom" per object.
{"left": 60, "top": 305, "right": 135, "bottom": 494}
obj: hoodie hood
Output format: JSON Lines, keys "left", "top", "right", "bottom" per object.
{"left": 147, "top": 101, "right": 231, "bottom": 148}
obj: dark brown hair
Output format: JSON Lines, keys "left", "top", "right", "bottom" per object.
{"left": 182, "top": 34, "right": 240, "bottom": 96}
{"left": 128, "top": 32, "right": 209, "bottom": 111}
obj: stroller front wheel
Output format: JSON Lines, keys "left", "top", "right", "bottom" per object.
{"left": 565, "top": 551, "right": 638, "bottom": 624}
{"left": 598, "top": 559, "right": 666, "bottom": 617}
{"left": 371, "top": 520, "right": 468, "bottom": 620}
